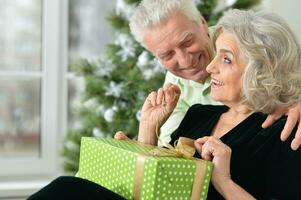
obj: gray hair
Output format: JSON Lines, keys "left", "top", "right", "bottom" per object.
{"left": 213, "top": 9, "right": 301, "bottom": 113}
{"left": 129, "top": 0, "right": 201, "bottom": 46}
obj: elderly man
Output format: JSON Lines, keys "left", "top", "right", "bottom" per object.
{"left": 127, "top": 0, "right": 301, "bottom": 150}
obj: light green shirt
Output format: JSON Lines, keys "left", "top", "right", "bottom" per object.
{"left": 159, "top": 71, "right": 220, "bottom": 146}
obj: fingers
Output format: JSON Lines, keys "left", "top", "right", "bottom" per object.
{"left": 169, "top": 84, "right": 181, "bottom": 97}
{"left": 280, "top": 110, "right": 298, "bottom": 141}
{"left": 195, "top": 136, "right": 210, "bottom": 145}
{"left": 262, "top": 102, "right": 301, "bottom": 150}
{"left": 280, "top": 102, "right": 301, "bottom": 150}
{"left": 198, "top": 137, "right": 232, "bottom": 187}
{"left": 194, "top": 136, "right": 215, "bottom": 161}
{"left": 291, "top": 123, "right": 301, "bottom": 150}
{"left": 148, "top": 89, "right": 165, "bottom": 107}
{"left": 169, "top": 84, "right": 181, "bottom": 100}
{"left": 149, "top": 91, "right": 157, "bottom": 106}
{"left": 262, "top": 105, "right": 288, "bottom": 128}
{"left": 262, "top": 114, "right": 281, "bottom": 129}
{"left": 114, "top": 131, "right": 129, "bottom": 140}
{"left": 201, "top": 137, "right": 220, "bottom": 161}
{"left": 194, "top": 141, "right": 203, "bottom": 153}
{"left": 201, "top": 145, "right": 213, "bottom": 161}
{"left": 147, "top": 84, "right": 180, "bottom": 107}
{"left": 157, "top": 88, "right": 164, "bottom": 105}
{"left": 164, "top": 84, "right": 180, "bottom": 104}
{"left": 164, "top": 86, "right": 173, "bottom": 103}
{"left": 194, "top": 136, "right": 231, "bottom": 161}
{"left": 287, "top": 103, "right": 301, "bottom": 150}
{"left": 194, "top": 137, "right": 207, "bottom": 157}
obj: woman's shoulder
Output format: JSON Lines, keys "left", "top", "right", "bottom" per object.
{"left": 262, "top": 116, "right": 299, "bottom": 153}
{"left": 263, "top": 118, "right": 301, "bottom": 199}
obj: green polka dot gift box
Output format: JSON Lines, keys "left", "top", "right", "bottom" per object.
{"left": 78, "top": 137, "right": 213, "bottom": 200}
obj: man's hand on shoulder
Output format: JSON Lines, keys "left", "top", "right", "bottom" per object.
{"left": 262, "top": 102, "right": 301, "bottom": 150}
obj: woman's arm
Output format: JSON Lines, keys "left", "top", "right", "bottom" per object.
{"left": 195, "top": 136, "right": 256, "bottom": 200}
{"left": 138, "top": 83, "right": 180, "bottom": 145}
{"left": 216, "top": 179, "right": 256, "bottom": 200}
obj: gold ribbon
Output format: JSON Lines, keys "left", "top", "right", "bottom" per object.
{"left": 151, "top": 137, "right": 196, "bottom": 159}
{"left": 133, "top": 137, "right": 208, "bottom": 200}
{"left": 152, "top": 121, "right": 196, "bottom": 159}
{"left": 134, "top": 154, "right": 149, "bottom": 200}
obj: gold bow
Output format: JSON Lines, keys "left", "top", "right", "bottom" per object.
{"left": 151, "top": 137, "right": 196, "bottom": 159}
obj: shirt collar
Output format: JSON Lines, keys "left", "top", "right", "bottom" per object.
{"left": 189, "top": 77, "right": 211, "bottom": 95}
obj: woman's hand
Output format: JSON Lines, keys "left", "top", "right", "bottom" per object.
{"left": 140, "top": 83, "right": 181, "bottom": 126}
{"left": 194, "top": 136, "right": 232, "bottom": 190}
{"left": 138, "top": 83, "right": 180, "bottom": 145}
{"left": 195, "top": 136, "right": 256, "bottom": 199}
{"left": 114, "top": 131, "right": 129, "bottom": 140}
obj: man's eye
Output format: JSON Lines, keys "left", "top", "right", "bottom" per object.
{"left": 183, "top": 39, "right": 192, "bottom": 47}
{"left": 223, "top": 57, "right": 232, "bottom": 64}
{"left": 161, "top": 52, "right": 173, "bottom": 61}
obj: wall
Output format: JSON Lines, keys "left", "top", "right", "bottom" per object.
{"left": 262, "top": 0, "right": 301, "bottom": 40}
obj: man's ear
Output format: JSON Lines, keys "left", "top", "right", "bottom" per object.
{"left": 200, "top": 15, "right": 209, "bottom": 34}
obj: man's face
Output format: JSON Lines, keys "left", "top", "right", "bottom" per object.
{"left": 143, "top": 11, "right": 213, "bottom": 83}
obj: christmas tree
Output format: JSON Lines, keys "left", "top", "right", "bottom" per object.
{"left": 62, "top": 0, "right": 260, "bottom": 174}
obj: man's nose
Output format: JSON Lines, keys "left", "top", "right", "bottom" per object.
{"left": 177, "top": 51, "right": 193, "bottom": 68}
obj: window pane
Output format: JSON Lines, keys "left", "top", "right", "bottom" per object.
{"left": 0, "top": 0, "right": 42, "bottom": 71}
{"left": 0, "top": 77, "right": 40, "bottom": 157}
{"left": 68, "top": 0, "right": 114, "bottom": 71}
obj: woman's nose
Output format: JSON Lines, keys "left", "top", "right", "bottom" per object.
{"left": 206, "top": 57, "right": 218, "bottom": 74}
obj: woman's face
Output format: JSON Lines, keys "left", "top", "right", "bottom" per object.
{"left": 206, "top": 32, "right": 247, "bottom": 105}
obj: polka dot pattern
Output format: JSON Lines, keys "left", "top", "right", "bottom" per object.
{"left": 78, "top": 137, "right": 212, "bottom": 199}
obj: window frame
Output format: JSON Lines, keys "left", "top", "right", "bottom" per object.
{"left": 0, "top": 0, "right": 68, "bottom": 197}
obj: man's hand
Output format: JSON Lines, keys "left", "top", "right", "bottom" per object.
{"left": 262, "top": 102, "right": 301, "bottom": 150}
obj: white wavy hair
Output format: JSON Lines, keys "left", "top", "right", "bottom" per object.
{"left": 129, "top": 0, "right": 201, "bottom": 46}
{"left": 213, "top": 9, "right": 301, "bottom": 113}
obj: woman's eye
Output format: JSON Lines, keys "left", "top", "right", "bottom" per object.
{"left": 223, "top": 57, "right": 232, "bottom": 64}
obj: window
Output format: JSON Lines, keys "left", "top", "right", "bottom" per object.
{"left": 0, "top": 0, "right": 64, "bottom": 195}
{"left": 0, "top": 0, "right": 115, "bottom": 197}
{"left": 0, "top": 0, "right": 44, "bottom": 170}
{"left": 0, "top": 0, "right": 42, "bottom": 159}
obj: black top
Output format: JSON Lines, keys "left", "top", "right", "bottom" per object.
{"left": 28, "top": 176, "right": 126, "bottom": 200}
{"left": 170, "top": 104, "right": 301, "bottom": 200}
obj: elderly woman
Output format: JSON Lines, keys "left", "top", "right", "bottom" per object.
{"left": 135, "top": 9, "right": 301, "bottom": 199}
